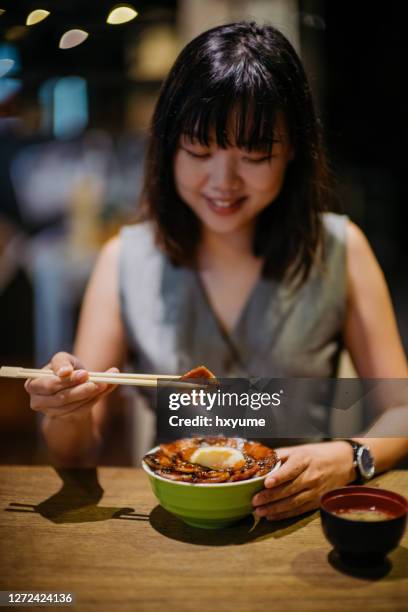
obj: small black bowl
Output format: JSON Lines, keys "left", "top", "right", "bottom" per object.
{"left": 320, "top": 486, "right": 408, "bottom": 566}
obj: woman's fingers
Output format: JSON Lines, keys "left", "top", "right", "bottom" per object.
{"left": 24, "top": 352, "right": 86, "bottom": 396}
{"left": 106, "top": 366, "right": 120, "bottom": 375}
{"left": 273, "top": 447, "right": 292, "bottom": 460}
{"left": 252, "top": 447, "right": 311, "bottom": 513}
{"left": 32, "top": 381, "right": 117, "bottom": 418}
{"left": 37, "top": 396, "right": 103, "bottom": 419}
{"left": 264, "top": 500, "right": 317, "bottom": 521}
{"left": 98, "top": 367, "right": 119, "bottom": 397}
{"left": 25, "top": 369, "right": 89, "bottom": 396}
{"left": 30, "top": 366, "right": 120, "bottom": 409}
{"left": 28, "top": 364, "right": 119, "bottom": 417}
{"left": 264, "top": 449, "right": 308, "bottom": 488}
{"left": 51, "top": 352, "right": 82, "bottom": 377}
{"left": 255, "top": 489, "right": 315, "bottom": 518}
{"left": 30, "top": 380, "right": 107, "bottom": 411}
{"left": 24, "top": 353, "right": 120, "bottom": 418}
{"left": 26, "top": 356, "right": 118, "bottom": 396}
{"left": 253, "top": 475, "right": 305, "bottom": 507}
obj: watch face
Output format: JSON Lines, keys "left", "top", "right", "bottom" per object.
{"left": 357, "top": 446, "right": 375, "bottom": 479}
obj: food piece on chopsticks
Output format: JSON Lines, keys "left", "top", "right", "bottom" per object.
{"left": 179, "top": 365, "right": 216, "bottom": 380}
{"left": 177, "top": 364, "right": 218, "bottom": 388}
{"left": 143, "top": 437, "right": 278, "bottom": 484}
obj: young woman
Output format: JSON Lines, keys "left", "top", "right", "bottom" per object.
{"left": 25, "top": 22, "right": 408, "bottom": 520}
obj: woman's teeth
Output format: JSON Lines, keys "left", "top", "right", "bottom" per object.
{"left": 213, "top": 200, "right": 237, "bottom": 208}
{"left": 206, "top": 196, "right": 245, "bottom": 212}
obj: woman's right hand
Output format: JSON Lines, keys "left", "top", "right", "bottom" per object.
{"left": 24, "top": 351, "right": 118, "bottom": 419}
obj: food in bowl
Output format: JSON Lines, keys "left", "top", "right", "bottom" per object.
{"left": 143, "top": 436, "right": 278, "bottom": 484}
{"left": 142, "top": 437, "right": 280, "bottom": 529}
{"left": 320, "top": 486, "right": 408, "bottom": 565}
{"left": 332, "top": 508, "right": 394, "bottom": 522}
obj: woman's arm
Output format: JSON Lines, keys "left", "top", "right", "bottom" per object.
{"left": 344, "top": 221, "right": 408, "bottom": 470}
{"left": 344, "top": 221, "right": 407, "bottom": 377}
{"left": 74, "top": 236, "right": 127, "bottom": 370}
{"left": 40, "top": 235, "right": 128, "bottom": 465}
{"left": 74, "top": 235, "right": 128, "bottom": 435}
{"left": 252, "top": 221, "right": 408, "bottom": 519}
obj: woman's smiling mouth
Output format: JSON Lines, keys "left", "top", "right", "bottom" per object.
{"left": 204, "top": 195, "right": 247, "bottom": 215}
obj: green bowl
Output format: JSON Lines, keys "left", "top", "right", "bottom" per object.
{"left": 142, "top": 446, "right": 281, "bottom": 529}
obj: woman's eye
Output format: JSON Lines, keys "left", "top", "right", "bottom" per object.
{"left": 243, "top": 155, "right": 274, "bottom": 164}
{"left": 184, "top": 148, "right": 210, "bottom": 159}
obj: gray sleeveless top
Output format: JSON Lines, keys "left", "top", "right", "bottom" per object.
{"left": 119, "top": 213, "right": 346, "bottom": 378}
{"left": 119, "top": 213, "right": 347, "bottom": 439}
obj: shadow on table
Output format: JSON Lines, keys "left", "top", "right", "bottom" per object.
{"left": 291, "top": 545, "right": 408, "bottom": 586}
{"left": 5, "top": 468, "right": 149, "bottom": 524}
{"left": 149, "top": 504, "right": 316, "bottom": 546}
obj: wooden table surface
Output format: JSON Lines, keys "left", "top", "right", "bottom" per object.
{"left": 0, "top": 466, "right": 407, "bottom": 612}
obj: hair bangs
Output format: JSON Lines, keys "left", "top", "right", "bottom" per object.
{"left": 179, "top": 87, "right": 281, "bottom": 154}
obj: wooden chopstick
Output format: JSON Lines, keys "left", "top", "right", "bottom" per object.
{"left": 0, "top": 366, "right": 202, "bottom": 389}
{"left": 22, "top": 368, "right": 180, "bottom": 381}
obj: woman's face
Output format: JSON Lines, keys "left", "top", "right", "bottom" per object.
{"left": 173, "top": 114, "right": 294, "bottom": 237}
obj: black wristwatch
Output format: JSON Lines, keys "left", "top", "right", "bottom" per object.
{"left": 341, "top": 439, "right": 375, "bottom": 484}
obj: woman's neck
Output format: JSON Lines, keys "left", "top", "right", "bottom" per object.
{"left": 197, "top": 224, "right": 259, "bottom": 272}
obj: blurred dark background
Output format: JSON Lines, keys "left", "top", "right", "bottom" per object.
{"left": 0, "top": 0, "right": 407, "bottom": 465}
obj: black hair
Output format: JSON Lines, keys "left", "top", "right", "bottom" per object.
{"left": 141, "top": 21, "right": 335, "bottom": 286}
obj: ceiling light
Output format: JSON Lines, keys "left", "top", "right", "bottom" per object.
{"left": 26, "top": 9, "right": 50, "bottom": 26}
{"left": 107, "top": 5, "right": 138, "bottom": 25}
{"left": 59, "top": 29, "right": 89, "bottom": 50}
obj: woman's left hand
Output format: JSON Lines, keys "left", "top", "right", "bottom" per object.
{"left": 252, "top": 441, "right": 356, "bottom": 520}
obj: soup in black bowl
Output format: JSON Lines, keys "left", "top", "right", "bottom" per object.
{"left": 320, "top": 486, "right": 407, "bottom": 566}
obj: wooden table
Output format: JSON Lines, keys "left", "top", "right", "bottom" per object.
{"left": 0, "top": 466, "right": 407, "bottom": 611}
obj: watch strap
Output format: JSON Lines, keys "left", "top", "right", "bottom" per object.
{"left": 340, "top": 439, "right": 364, "bottom": 484}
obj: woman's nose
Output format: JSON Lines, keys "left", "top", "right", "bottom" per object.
{"left": 208, "top": 151, "right": 242, "bottom": 192}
